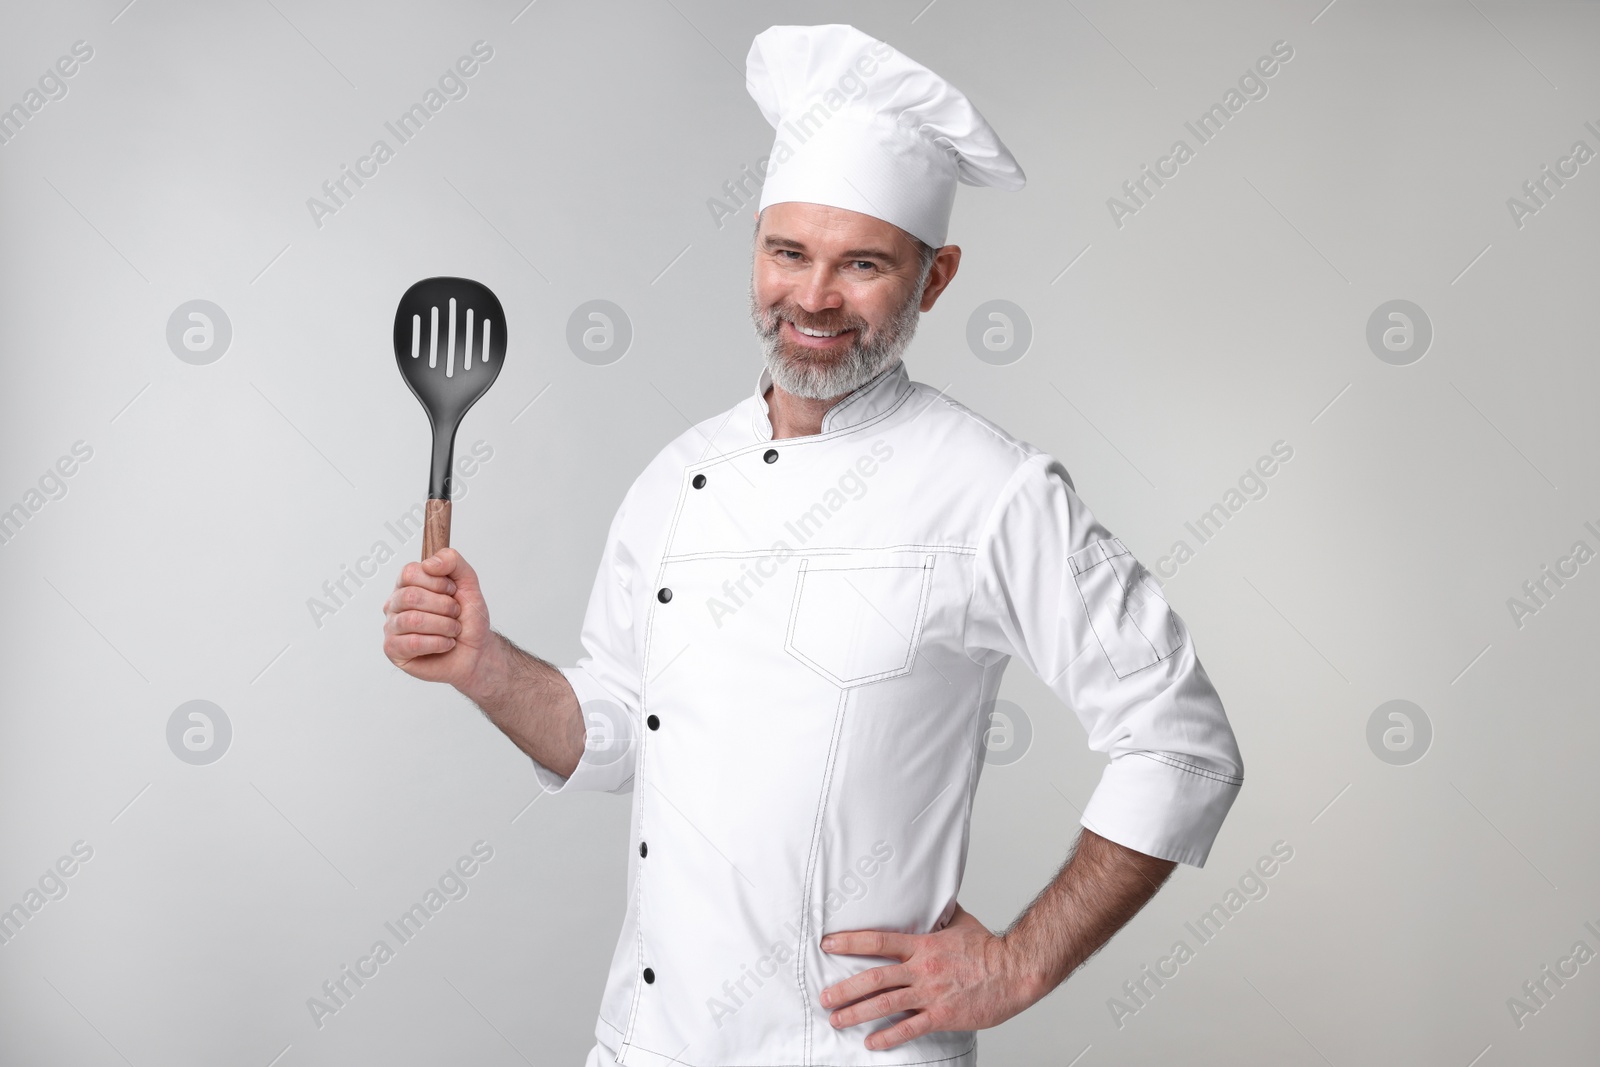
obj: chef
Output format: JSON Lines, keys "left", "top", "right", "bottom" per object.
{"left": 383, "top": 23, "right": 1243, "bottom": 1067}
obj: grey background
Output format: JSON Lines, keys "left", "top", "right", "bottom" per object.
{"left": 1, "top": 0, "right": 1596, "bottom": 1064}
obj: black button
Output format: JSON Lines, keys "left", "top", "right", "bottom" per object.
{"left": 642, "top": 967, "right": 656, "bottom": 984}
{"left": 647, "top": 714, "right": 660, "bottom": 730}
{"left": 657, "top": 588, "right": 672, "bottom": 603}
{"left": 763, "top": 448, "right": 779, "bottom": 463}
{"left": 692, "top": 473, "right": 706, "bottom": 489}
{"left": 639, "top": 841, "right": 648, "bottom": 857}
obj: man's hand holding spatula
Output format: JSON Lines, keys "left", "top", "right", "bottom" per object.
{"left": 383, "top": 279, "right": 589, "bottom": 779}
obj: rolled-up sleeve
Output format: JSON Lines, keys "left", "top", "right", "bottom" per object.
{"left": 533, "top": 490, "right": 641, "bottom": 797}
{"left": 963, "top": 452, "right": 1243, "bottom": 867}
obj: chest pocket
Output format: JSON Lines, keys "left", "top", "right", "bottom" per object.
{"left": 1068, "top": 537, "right": 1183, "bottom": 678}
{"left": 784, "top": 553, "right": 935, "bottom": 688}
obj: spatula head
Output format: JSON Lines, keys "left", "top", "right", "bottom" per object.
{"left": 393, "top": 277, "right": 507, "bottom": 417}
{"left": 393, "top": 277, "right": 507, "bottom": 498}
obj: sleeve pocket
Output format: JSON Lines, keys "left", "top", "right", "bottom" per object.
{"left": 1068, "top": 537, "right": 1183, "bottom": 679}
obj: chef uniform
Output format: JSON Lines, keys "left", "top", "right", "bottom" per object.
{"left": 540, "top": 24, "right": 1243, "bottom": 1067}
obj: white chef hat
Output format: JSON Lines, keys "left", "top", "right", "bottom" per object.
{"left": 745, "top": 24, "right": 1025, "bottom": 249}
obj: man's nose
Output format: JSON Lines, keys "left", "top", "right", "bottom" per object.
{"left": 793, "top": 267, "right": 844, "bottom": 313}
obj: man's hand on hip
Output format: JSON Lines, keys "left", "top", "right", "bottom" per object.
{"left": 818, "top": 903, "right": 1044, "bottom": 1051}
{"left": 818, "top": 829, "right": 1177, "bottom": 1051}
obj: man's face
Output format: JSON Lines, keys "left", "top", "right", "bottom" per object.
{"left": 749, "top": 202, "right": 934, "bottom": 402}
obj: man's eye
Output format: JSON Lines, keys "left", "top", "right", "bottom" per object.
{"left": 850, "top": 260, "right": 877, "bottom": 271}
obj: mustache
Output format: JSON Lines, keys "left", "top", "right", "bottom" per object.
{"left": 758, "top": 304, "right": 866, "bottom": 336}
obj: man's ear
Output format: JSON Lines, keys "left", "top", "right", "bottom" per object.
{"left": 919, "top": 245, "right": 963, "bottom": 312}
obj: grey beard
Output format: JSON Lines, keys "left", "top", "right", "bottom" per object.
{"left": 749, "top": 280, "right": 924, "bottom": 401}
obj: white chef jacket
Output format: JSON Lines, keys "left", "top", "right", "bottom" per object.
{"left": 536, "top": 356, "right": 1243, "bottom": 1067}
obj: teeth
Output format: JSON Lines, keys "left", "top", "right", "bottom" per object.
{"left": 794, "top": 323, "right": 843, "bottom": 337}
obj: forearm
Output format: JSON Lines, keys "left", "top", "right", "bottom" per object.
{"left": 999, "top": 827, "right": 1176, "bottom": 998}
{"left": 457, "top": 632, "right": 587, "bottom": 777}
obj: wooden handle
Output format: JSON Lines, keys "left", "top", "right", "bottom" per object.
{"left": 423, "top": 498, "right": 452, "bottom": 560}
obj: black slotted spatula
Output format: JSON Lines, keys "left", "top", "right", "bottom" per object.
{"left": 392, "top": 277, "right": 507, "bottom": 560}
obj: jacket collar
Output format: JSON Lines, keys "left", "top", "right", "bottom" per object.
{"left": 751, "top": 357, "right": 912, "bottom": 440}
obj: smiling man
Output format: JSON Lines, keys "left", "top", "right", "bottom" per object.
{"left": 383, "top": 23, "right": 1242, "bottom": 1066}
{"left": 748, "top": 204, "right": 939, "bottom": 420}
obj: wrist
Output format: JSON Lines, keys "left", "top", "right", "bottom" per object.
{"left": 455, "top": 630, "right": 508, "bottom": 707}
{"left": 996, "top": 929, "right": 1060, "bottom": 1006}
